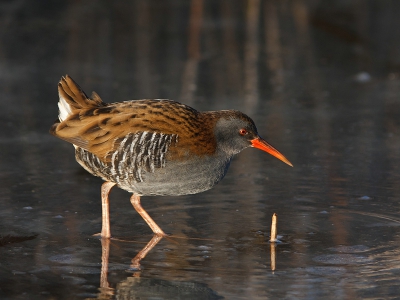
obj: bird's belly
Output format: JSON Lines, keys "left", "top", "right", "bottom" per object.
{"left": 119, "top": 155, "right": 232, "bottom": 196}
{"left": 75, "top": 147, "right": 232, "bottom": 196}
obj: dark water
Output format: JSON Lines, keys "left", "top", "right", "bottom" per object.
{"left": 1, "top": 0, "right": 400, "bottom": 299}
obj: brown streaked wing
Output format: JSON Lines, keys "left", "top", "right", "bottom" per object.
{"left": 51, "top": 100, "right": 216, "bottom": 162}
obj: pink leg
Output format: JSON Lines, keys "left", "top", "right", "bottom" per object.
{"left": 130, "top": 194, "right": 166, "bottom": 236}
{"left": 100, "top": 182, "right": 116, "bottom": 238}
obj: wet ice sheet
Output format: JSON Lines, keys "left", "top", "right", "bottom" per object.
{"left": 1, "top": 0, "right": 400, "bottom": 299}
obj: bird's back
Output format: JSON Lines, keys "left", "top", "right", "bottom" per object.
{"left": 50, "top": 76, "right": 232, "bottom": 196}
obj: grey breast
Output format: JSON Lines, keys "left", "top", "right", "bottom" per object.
{"left": 74, "top": 131, "right": 232, "bottom": 196}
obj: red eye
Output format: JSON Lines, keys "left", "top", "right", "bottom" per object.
{"left": 239, "top": 129, "right": 247, "bottom": 136}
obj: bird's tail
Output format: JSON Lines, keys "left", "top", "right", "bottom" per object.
{"left": 57, "top": 75, "right": 105, "bottom": 122}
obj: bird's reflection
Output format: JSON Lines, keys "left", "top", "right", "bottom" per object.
{"left": 97, "top": 234, "right": 164, "bottom": 298}
{"left": 94, "top": 234, "right": 222, "bottom": 299}
{"left": 99, "top": 238, "right": 113, "bottom": 298}
{"left": 94, "top": 232, "right": 277, "bottom": 299}
{"left": 129, "top": 234, "right": 164, "bottom": 270}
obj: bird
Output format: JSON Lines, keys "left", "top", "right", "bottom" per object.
{"left": 50, "top": 75, "right": 292, "bottom": 238}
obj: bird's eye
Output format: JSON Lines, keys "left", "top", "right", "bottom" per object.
{"left": 239, "top": 129, "right": 248, "bottom": 136}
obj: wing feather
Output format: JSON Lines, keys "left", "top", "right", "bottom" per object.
{"left": 51, "top": 75, "right": 217, "bottom": 164}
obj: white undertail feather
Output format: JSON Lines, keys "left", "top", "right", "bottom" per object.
{"left": 58, "top": 89, "right": 77, "bottom": 148}
{"left": 58, "top": 93, "right": 73, "bottom": 122}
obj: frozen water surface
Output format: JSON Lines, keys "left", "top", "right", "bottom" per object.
{"left": 1, "top": 1, "right": 400, "bottom": 299}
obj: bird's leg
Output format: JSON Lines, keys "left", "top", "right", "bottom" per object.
{"left": 130, "top": 195, "right": 166, "bottom": 236}
{"left": 100, "top": 181, "right": 116, "bottom": 238}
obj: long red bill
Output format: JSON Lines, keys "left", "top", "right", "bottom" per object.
{"left": 251, "top": 137, "right": 293, "bottom": 167}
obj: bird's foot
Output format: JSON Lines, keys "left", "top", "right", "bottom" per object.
{"left": 92, "top": 232, "right": 112, "bottom": 239}
{"left": 127, "top": 260, "right": 142, "bottom": 272}
{"left": 155, "top": 231, "right": 169, "bottom": 237}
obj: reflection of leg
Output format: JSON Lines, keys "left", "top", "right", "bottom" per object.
{"left": 101, "top": 182, "right": 116, "bottom": 238}
{"left": 131, "top": 234, "right": 164, "bottom": 270}
{"left": 100, "top": 238, "right": 110, "bottom": 289}
{"left": 130, "top": 194, "right": 166, "bottom": 236}
{"left": 99, "top": 238, "right": 114, "bottom": 297}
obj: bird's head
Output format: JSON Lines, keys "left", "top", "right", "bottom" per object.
{"left": 214, "top": 111, "right": 293, "bottom": 167}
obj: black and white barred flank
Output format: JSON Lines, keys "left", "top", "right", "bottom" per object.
{"left": 75, "top": 131, "right": 178, "bottom": 185}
